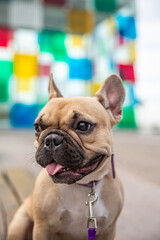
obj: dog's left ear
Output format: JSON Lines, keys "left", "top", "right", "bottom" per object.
{"left": 95, "top": 74, "right": 125, "bottom": 124}
{"left": 48, "top": 73, "right": 63, "bottom": 100}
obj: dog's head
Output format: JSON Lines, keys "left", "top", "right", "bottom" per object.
{"left": 34, "top": 74, "right": 125, "bottom": 184}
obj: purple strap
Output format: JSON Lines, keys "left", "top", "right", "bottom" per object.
{"left": 88, "top": 228, "right": 96, "bottom": 240}
{"left": 111, "top": 153, "right": 116, "bottom": 179}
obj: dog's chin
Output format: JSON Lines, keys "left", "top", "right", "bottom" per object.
{"left": 48, "top": 156, "right": 104, "bottom": 184}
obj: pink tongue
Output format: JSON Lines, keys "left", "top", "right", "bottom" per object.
{"left": 46, "top": 162, "right": 64, "bottom": 175}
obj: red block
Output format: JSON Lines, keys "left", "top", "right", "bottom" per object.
{"left": 38, "top": 64, "right": 51, "bottom": 76}
{"left": 116, "top": 35, "right": 125, "bottom": 45}
{"left": 42, "top": 0, "right": 66, "bottom": 6}
{"left": 0, "top": 27, "right": 13, "bottom": 47}
{"left": 118, "top": 64, "right": 135, "bottom": 82}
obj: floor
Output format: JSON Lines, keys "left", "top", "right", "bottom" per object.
{"left": 0, "top": 129, "right": 160, "bottom": 239}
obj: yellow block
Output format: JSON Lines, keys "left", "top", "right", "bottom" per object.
{"left": 72, "top": 35, "right": 83, "bottom": 47}
{"left": 14, "top": 54, "right": 37, "bottom": 78}
{"left": 93, "top": 83, "right": 101, "bottom": 95}
{"left": 109, "top": 17, "right": 115, "bottom": 34}
{"left": 68, "top": 10, "right": 94, "bottom": 34}
{"left": 17, "top": 78, "right": 32, "bottom": 91}
{"left": 130, "top": 42, "right": 136, "bottom": 62}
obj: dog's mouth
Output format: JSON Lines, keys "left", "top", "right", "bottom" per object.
{"left": 45, "top": 155, "right": 104, "bottom": 184}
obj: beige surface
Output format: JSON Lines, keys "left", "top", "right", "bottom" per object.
{"left": 0, "top": 130, "right": 160, "bottom": 239}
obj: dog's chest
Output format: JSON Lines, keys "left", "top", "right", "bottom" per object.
{"left": 57, "top": 184, "right": 108, "bottom": 239}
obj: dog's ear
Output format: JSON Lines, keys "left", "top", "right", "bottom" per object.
{"left": 95, "top": 74, "right": 125, "bottom": 124}
{"left": 48, "top": 73, "right": 63, "bottom": 100}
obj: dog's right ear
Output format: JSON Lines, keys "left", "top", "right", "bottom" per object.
{"left": 95, "top": 74, "right": 125, "bottom": 125}
{"left": 48, "top": 73, "right": 63, "bottom": 100}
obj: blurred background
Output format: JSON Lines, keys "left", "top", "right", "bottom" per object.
{"left": 0, "top": 0, "right": 160, "bottom": 239}
{"left": 0, "top": 0, "right": 157, "bottom": 130}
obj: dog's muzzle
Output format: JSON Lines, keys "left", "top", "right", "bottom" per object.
{"left": 35, "top": 130, "right": 104, "bottom": 184}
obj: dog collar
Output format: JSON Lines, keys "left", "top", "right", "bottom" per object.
{"left": 77, "top": 153, "right": 116, "bottom": 188}
{"left": 77, "top": 180, "right": 100, "bottom": 188}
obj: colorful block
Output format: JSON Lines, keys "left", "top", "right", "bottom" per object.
{"left": 130, "top": 42, "right": 136, "bottom": 62}
{"left": 0, "top": 61, "right": 13, "bottom": 102}
{"left": 17, "top": 78, "right": 32, "bottom": 92}
{"left": 0, "top": 61, "right": 13, "bottom": 80}
{"left": 93, "top": 82, "right": 101, "bottom": 94}
{"left": 0, "top": 27, "right": 13, "bottom": 47}
{"left": 69, "top": 58, "right": 92, "bottom": 80}
{"left": 123, "top": 82, "right": 139, "bottom": 107}
{"left": 14, "top": 54, "right": 37, "bottom": 78}
{"left": 68, "top": 10, "right": 94, "bottom": 34}
{"left": 52, "top": 33, "right": 67, "bottom": 61}
{"left": 0, "top": 81, "right": 9, "bottom": 102}
{"left": 38, "top": 31, "right": 53, "bottom": 53}
{"left": 94, "top": 0, "right": 116, "bottom": 13}
{"left": 10, "top": 103, "right": 38, "bottom": 127}
{"left": 72, "top": 35, "right": 83, "bottom": 47}
{"left": 118, "top": 106, "right": 137, "bottom": 128}
{"left": 38, "top": 64, "right": 51, "bottom": 76}
{"left": 39, "top": 31, "right": 67, "bottom": 61}
{"left": 118, "top": 64, "right": 135, "bottom": 82}
{"left": 116, "top": 15, "right": 136, "bottom": 39}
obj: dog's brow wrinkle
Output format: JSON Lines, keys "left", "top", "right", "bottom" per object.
{"left": 73, "top": 111, "right": 80, "bottom": 119}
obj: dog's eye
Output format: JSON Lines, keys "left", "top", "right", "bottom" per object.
{"left": 34, "top": 123, "right": 42, "bottom": 134}
{"left": 76, "top": 122, "right": 92, "bottom": 132}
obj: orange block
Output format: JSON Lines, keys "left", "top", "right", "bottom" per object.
{"left": 14, "top": 54, "right": 37, "bottom": 78}
{"left": 68, "top": 10, "right": 94, "bottom": 34}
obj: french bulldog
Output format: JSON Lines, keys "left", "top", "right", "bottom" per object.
{"left": 7, "top": 73, "right": 125, "bottom": 240}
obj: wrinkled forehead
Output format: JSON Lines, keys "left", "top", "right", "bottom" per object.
{"left": 35, "top": 97, "right": 109, "bottom": 126}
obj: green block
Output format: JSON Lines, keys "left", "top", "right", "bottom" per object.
{"left": 118, "top": 106, "right": 137, "bottom": 129}
{"left": 39, "top": 30, "right": 53, "bottom": 53}
{"left": 54, "top": 51, "right": 67, "bottom": 61}
{"left": 94, "top": 0, "right": 116, "bottom": 13}
{"left": 51, "top": 32, "right": 66, "bottom": 52}
{"left": 39, "top": 31, "right": 67, "bottom": 61}
{"left": 0, "top": 61, "right": 13, "bottom": 80}
{"left": 0, "top": 61, "right": 12, "bottom": 102}
{"left": 0, "top": 81, "right": 9, "bottom": 102}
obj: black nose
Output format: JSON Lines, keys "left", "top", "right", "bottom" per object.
{"left": 44, "top": 134, "right": 63, "bottom": 150}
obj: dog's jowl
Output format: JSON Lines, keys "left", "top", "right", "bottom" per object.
{"left": 7, "top": 73, "right": 125, "bottom": 240}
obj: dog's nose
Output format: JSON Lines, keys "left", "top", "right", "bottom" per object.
{"left": 44, "top": 134, "right": 63, "bottom": 150}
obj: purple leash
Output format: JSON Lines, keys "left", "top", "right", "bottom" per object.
{"left": 86, "top": 182, "right": 98, "bottom": 240}
{"left": 88, "top": 228, "right": 96, "bottom": 240}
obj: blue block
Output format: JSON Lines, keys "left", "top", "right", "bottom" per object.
{"left": 69, "top": 58, "right": 92, "bottom": 80}
{"left": 116, "top": 15, "right": 136, "bottom": 39}
{"left": 10, "top": 104, "right": 38, "bottom": 127}
{"left": 123, "top": 82, "right": 139, "bottom": 107}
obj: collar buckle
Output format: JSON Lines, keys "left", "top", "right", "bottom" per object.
{"left": 86, "top": 182, "right": 98, "bottom": 230}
